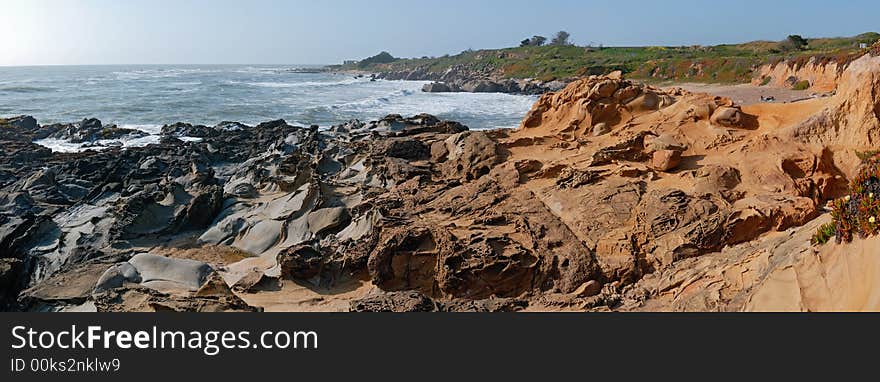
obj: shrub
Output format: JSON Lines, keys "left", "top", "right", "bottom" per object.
{"left": 819, "top": 158, "right": 880, "bottom": 245}
{"left": 779, "top": 35, "right": 808, "bottom": 52}
{"left": 855, "top": 149, "right": 880, "bottom": 162}
{"left": 358, "top": 52, "right": 397, "bottom": 68}
{"left": 811, "top": 222, "right": 836, "bottom": 245}
{"left": 792, "top": 80, "right": 811, "bottom": 90}
{"left": 760, "top": 76, "right": 772, "bottom": 86}
{"left": 550, "top": 31, "right": 571, "bottom": 46}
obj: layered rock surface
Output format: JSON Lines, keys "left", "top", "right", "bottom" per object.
{"left": 3, "top": 52, "right": 880, "bottom": 312}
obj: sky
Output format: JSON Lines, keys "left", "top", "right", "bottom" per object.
{"left": 2, "top": 0, "right": 879, "bottom": 66}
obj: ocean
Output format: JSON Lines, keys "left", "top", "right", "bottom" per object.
{"left": 0, "top": 65, "right": 538, "bottom": 151}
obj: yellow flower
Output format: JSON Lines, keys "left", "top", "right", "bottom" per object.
{"left": 871, "top": 217, "right": 877, "bottom": 224}
{"left": 845, "top": 195, "right": 851, "bottom": 202}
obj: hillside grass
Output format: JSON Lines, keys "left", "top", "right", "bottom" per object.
{"left": 339, "top": 33, "right": 880, "bottom": 84}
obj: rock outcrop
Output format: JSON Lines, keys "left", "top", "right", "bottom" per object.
{"left": 376, "top": 64, "right": 568, "bottom": 95}
{"left": 3, "top": 49, "right": 880, "bottom": 312}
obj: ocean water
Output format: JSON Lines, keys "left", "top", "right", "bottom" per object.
{"left": 0, "top": 65, "right": 538, "bottom": 151}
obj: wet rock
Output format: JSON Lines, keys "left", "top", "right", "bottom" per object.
{"left": 215, "top": 121, "right": 250, "bottom": 131}
{"left": 422, "top": 82, "right": 453, "bottom": 92}
{"left": 460, "top": 79, "right": 502, "bottom": 93}
{"left": 6, "top": 115, "right": 37, "bottom": 131}
{"left": 47, "top": 118, "right": 148, "bottom": 143}
{"left": 161, "top": 122, "right": 220, "bottom": 138}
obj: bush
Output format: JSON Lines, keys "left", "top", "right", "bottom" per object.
{"left": 811, "top": 222, "right": 836, "bottom": 245}
{"left": 358, "top": 52, "right": 397, "bottom": 67}
{"left": 779, "top": 35, "right": 808, "bottom": 52}
{"left": 819, "top": 158, "right": 880, "bottom": 245}
{"left": 550, "top": 31, "right": 571, "bottom": 46}
{"left": 759, "top": 76, "right": 772, "bottom": 86}
{"left": 792, "top": 80, "right": 811, "bottom": 90}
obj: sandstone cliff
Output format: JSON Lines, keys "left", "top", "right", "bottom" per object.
{"left": 752, "top": 41, "right": 880, "bottom": 92}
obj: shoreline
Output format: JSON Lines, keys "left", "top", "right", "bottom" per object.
{"left": 5, "top": 52, "right": 880, "bottom": 312}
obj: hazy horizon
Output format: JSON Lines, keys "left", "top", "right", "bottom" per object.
{"left": 2, "top": 0, "right": 879, "bottom": 66}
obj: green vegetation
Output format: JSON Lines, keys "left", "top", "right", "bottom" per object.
{"left": 811, "top": 222, "right": 836, "bottom": 245}
{"left": 792, "top": 80, "right": 811, "bottom": 90}
{"left": 549, "top": 31, "right": 571, "bottom": 46}
{"left": 357, "top": 51, "right": 397, "bottom": 68}
{"left": 855, "top": 149, "right": 880, "bottom": 162}
{"left": 779, "top": 35, "right": 809, "bottom": 52}
{"left": 338, "top": 33, "right": 880, "bottom": 84}
{"left": 818, "top": 155, "right": 880, "bottom": 245}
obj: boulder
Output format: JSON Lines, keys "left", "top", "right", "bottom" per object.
{"left": 161, "top": 122, "right": 220, "bottom": 138}
{"left": 277, "top": 244, "right": 324, "bottom": 280}
{"left": 461, "top": 79, "right": 502, "bottom": 93}
{"left": 571, "top": 280, "right": 603, "bottom": 298}
{"left": 652, "top": 150, "right": 682, "bottom": 172}
{"left": 6, "top": 115, "right": 37, "bottom": 131}
{"left": 590, "top": 79, "right": 619, "bottom": 99}
{"left": 644, "top": 134, "right": 688, "bottom": 153}
{"left": 422, "top": 82, "right": 453, "bottom": 92}
{"left": 47, "top": 118, "right": 148, "bottom": 143}
{"left": 437, "top": 132, "right": 502, "bottom": 181}
{"left": 95, "top": 254, "right": 215, "bottom": 294}
{"left": 710, "top": 106, "right": 743, "bottom": 127}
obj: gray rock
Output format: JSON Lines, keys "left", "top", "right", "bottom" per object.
{"left": 94, "top": 262, "right": 141, "bottom": 293}
{"left": 230, "top": 183, "right": 257, "bottom": 198}
{"left": 126, "top": 253, "right": 214, "bottom": 292}
{"left": 422, "top": 82, "right": 453, "bottom": 92}
{"left": 307, "top": 207, "right": 350, "bottom": 236}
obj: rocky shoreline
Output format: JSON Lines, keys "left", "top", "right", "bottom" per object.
{"left": 0, "top": 112, "right": 562, "bottom": 312}
{"left": 335, "top": 64, "right": 570, "bottom": 95}
{"left": 3, "top": 50, "right": 880, "bottom": 312}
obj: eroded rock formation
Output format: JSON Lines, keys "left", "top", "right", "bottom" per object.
{"left": 3, "top": 51, "right": 880, "bottom": 312}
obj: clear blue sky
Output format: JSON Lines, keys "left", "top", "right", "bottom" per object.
{"left": 2, "top": 0, "right": 878, "bottom": 66}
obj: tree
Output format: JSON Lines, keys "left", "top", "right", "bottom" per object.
{"left": 520, "top": 38, "right": 531, "bottom": 47}
{"left": 358, "top": 51, "right": 397, "bottom": 67}
{"left": 550, "top": 31, "right": 571, "bottom": 46}
{"left": 528, "top": 35, "right": 547, "bottom": 46}
{"left": 779, "top": 35, "right": 808, "bottom": 52}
